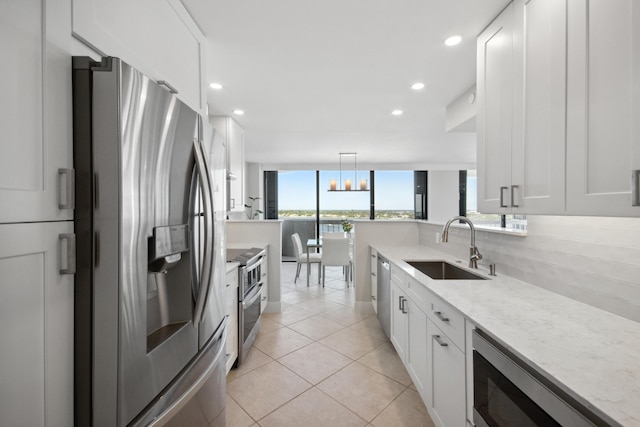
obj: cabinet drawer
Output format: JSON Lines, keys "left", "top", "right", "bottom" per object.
{"left": 405, "top": 276, "right": 430, "bottom": 307}
{"left": 427, "top": 296, "right": 465, "bottom": 351}
{"left": 391, "top": 263, "right": 408, "bottom": 290}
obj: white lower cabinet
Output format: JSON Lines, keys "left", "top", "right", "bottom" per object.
{"left": 390, "top": 280, "right": 408, "bottom": 362}
{"left": 370, "top": 249, "right": 378, "bottom": 312}
{"left": 390, "top": 275, "right": 430, "bottom": 404}
{"left": 388, "top": 260, "right": 468, "bottom": 427}
{"left": 428, "top": 318, "right": 466, "bottom": 427}
{"left": 0, "top": 221, "right": 74, "bottom": 427}
{"left": 406, "top": 296, "right": 429, "bottom": 402}
{"left": 225, "top": 267, "right": 239, "bottom": 373}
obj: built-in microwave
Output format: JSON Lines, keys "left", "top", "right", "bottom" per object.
{"left": 472, "top": 329, "right": 614, "bottom": 427}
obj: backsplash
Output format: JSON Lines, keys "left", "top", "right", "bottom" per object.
{"left": 418, "top": 216, "right": 640, "bottom": 323}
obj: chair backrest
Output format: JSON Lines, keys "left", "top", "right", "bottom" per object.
{"left": 323, "top": 232, "right": 346, "bottom": 239}
{"left": 321, "top": 237, "right": 351, "bottom": 266}
{"left": 291, "top": 233, "right": 303, "bottom": 258}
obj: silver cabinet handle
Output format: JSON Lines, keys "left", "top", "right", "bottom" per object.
{"left": 511, "top": 185, "right": 519, "bottom": 208}
{"left": 372, "top": 296, "right": 377, "bottom": 300}
{"left": 401, "top": 297, "right": 408, "bottom": 314}
{"left": 371, "top": 272, "right": 376, "bottom": 276}
{"left": 58, "top": 168, "right": 75, "bottom": 210}
{"left": 398, "top": 295, "right": 403, "bottom": 310}
{"left": 434, "top": 335, "right": 448, "bottom": 347}
{"left": 371, "top": 254, "right": 376, "bottom": 258}
{"left": 58, "top": 233, "right": 76, "bottom": 275}
{"left": 499, "top": 186, "right": 509, "bottom": 208}
{"left": 157, "top": 80, "right": 178, "bottom": 94}
{"left": 633, "top": 170, "right": 640, "bottom": 207}
{"left": 434, "top": 311, "right": 449, "bottom": 322}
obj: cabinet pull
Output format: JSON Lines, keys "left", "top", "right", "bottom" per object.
{"left": 59, "top": 233, "right": 76, "bottom": 275}
{"left": 58, "top": 168, "right": 75, "bottom": 210}
{"left": 434, "top": 335, "right": 448, "bottom": 347}
{"left": 371, "top": 254, "right": 376, "bottom": 258}
{"left": 510, "top": 185, "right": 519, "bottom": 208}
{"left": 633, "top": 170, "right": 640, "bottom": 207}
{"left": 434, "top": 311, "right": 449, "bottom": 322}
{"left": 372, "top": 296, "right": 376, "bottom": 300}
{"left": 401, "top": 297, "right": 408, "bottom": 314}
{"left": 371, "top": 272, "right": 376, "bottom": 276}
{"left": 398, "top": 295, "right": 403, "bottom": 310}
{"left": 157, "top": 80, "right": 178, "bottom": 94}
{"left": 499, "top": 186, "right": 509, "bottom": 208}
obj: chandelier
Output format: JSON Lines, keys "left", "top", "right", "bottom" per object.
{"left": 328, "top": 152, "right": 369, "bottom": 192}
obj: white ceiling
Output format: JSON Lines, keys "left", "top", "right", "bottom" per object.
{"left": 181, "top": 0, "right": 510, "bottom": 170}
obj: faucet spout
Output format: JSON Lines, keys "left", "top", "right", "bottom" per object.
{"left": 441, "top": 216, "right": 482, "bottom": 269}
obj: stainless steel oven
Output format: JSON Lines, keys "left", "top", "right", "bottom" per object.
{"left": 472, "top": 329, "right": 612, "bottom": 427}
{"left": 228, "top": 248, "right": 266, "bottom": 364}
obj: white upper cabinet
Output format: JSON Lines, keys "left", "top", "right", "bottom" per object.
{"left": 479, "top": 0, "right": 640, "bottom": 217}
{"left": 512, "top": 0, "right": 567, "bottom": 214}
{"left": 477, "top": 0, "right": 567, "bottom": 214}
{"left": 477, "top": 3, "right": 514, "bottom": 214}
{"left": 72, "top": 0, "right": 206, "bottom": 114}
{"left": 0, "top": 0, "right": 74, "bottom": 223}
{"left": 566, "top": 0, "right": 640, "bottom": 216}
{"left": 213, "top": 116, "right": 245, "bottom": 213}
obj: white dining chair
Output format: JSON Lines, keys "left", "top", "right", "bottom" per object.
{"left": 320, "top": 237, "right": 352, "bottom": 288}
{"left": 291, "top": 233, "right": 321, "bottom": 284}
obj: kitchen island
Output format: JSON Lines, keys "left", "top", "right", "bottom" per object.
{"left": 374, "top": 244, "right": 640, "bottom": 427}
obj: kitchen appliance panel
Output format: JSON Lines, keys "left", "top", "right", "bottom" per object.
{"left": 73, "top": 56, "right": 227, "bottom": 427}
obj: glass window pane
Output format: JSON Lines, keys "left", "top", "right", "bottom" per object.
{"left": 374, "top": 171, "right": 414, "bottom": 219}
{"left": 278, "top": 171, "right": 316, "bottom": 218}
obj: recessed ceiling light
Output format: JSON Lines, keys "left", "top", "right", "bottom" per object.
{"left": 411, "top": 82, "right": 425, "bottom": 90}
{"left": 444, "top": 35, "right": 462, "bottom": 46}
{"left": 392, "top": 110, "right": 403, "bottom": 116}
{"left": 233, "top": 109, "right": 244, "bottom": 115}
{"left": 209, "top": 82, "right": 222, "bottom": 90}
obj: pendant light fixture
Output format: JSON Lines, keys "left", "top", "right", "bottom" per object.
{"left": 328, "top": 152, "right": 369, "bottom": 192}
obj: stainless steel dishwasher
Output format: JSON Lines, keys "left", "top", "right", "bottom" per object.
{"left": 377, "top": 255, "right": 390, "bottom": 339}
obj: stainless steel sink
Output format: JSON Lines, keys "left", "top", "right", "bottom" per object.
{"left": 405, "top": 261, "right": 487, "bottom": 280}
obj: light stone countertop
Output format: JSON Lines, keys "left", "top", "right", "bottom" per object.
{"left": 373, "top": 244, "right": 640, "bottom": 427}
{"left": 226, "top": 261, "right": 239, "bottom": 274}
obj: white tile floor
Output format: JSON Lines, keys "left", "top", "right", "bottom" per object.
{"left": 225, "top": 262, "right": 434, "bottom": 427}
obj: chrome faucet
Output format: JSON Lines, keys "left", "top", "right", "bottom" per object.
{"left": 441, "top": 216, "right": 483, "bottom": 269}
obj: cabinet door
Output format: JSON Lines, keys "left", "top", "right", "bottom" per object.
{"left": 0, "top": 221, "right": 74, "bottom": 427}
{"left": 260, "top": 259, "right": 268, "bottom": 313}
{"left": 390, "top": 282, "right": 407, "bottom": 362}
{"left": 566, "top": 0, "right": 640, "bottom": 216}
{"left": 228, "top": 118, "right": 245, "bottom": 213}
{"left": 406, "top": 298, "right": 429, "bottom": 404}
{"left": 0, "top": 0, "right": 74, "bottom": 223}
{"left": 225, "top": 269, "right": 238, "bottom": 373}
{"left": 511, "top": 0, "right": 567, "bottom": 214}
{"left": 428, "top": 319, "right": 466, "bottom": 427}
{"left": 72, "top": 0, "right": 205, "bottom": 113}
{"left": 477, "top": 3, "right": 514, "bottom": 213}
{"left": 370, "top": 250, "right": 377, "bottom": 312}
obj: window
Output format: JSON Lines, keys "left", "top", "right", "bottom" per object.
{"left": 374, "top": 171, "right": 414, "bottom": 219}
{"left": 278, "top": 171, "right": 316, "bottom": 218}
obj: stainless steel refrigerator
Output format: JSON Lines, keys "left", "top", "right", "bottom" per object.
{"left": 72, "top": 56, "right": 227, "bottom": 427}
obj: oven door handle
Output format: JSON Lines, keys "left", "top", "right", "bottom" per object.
{"left": 242, "top": 284, "right": 263, "bottom": 308}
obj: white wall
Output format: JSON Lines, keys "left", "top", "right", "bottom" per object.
{"left": 428, "top": 170, "right": 460, "bottom": 223}
{"left": 417, "top": 216, "right": 640, "bottom": 323}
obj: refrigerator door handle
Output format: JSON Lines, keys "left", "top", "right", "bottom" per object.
{"left": 192, "top": 138, "right": 214, "bottom": 325}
